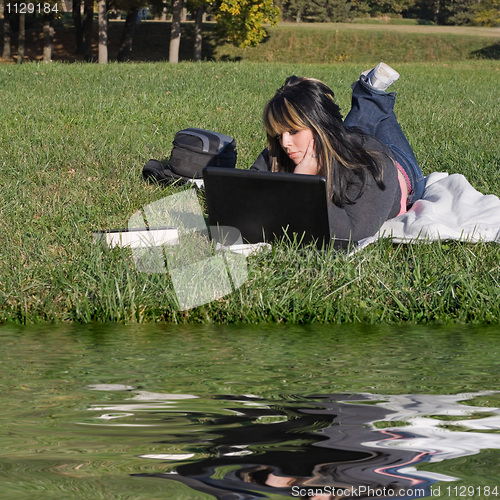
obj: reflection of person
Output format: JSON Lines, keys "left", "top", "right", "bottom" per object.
{"left": 133, "top": 395, "right": 433, "bottom": 499}
{"left": 238, "top": 462, "right": 415, "bottom": 499}
{"left": 251, "top": 63, "right": 425, "bottom": 242}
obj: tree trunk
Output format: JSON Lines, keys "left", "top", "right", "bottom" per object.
{"left": 73, "top": 0, "right": 83, "bottom": 54}
{"left": 18, "top": 13, "right": 25, "bottom": 64}
{"left": 98, "top": 0, "right": 108, "bottom": 63}
{"left": 117, "top": 8, "right": 138, "bottom": 61}
{"left": 83, "top": 0, "right": 93, "bottom": 61}
{"left": 43, "top": 15, "right": 54, "bottom": 62}
{"left": 434, "top": 0, "right": 439, "bottom": 24}
{"left": 169, "top": 0, "right": 183, "bottom": 63}
{"left": 2, "top": 7, "right": 12, "bottom": 61}
{"left": 194, "top": 6, "right": 204, "bottom": 61}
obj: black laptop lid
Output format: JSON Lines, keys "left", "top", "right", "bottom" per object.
{"left": 202, "top": 167, "right": 331, "bottom": 246}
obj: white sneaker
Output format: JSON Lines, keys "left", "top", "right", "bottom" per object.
{"left": 365, "top": 62, "right": 400, "bottom": 91}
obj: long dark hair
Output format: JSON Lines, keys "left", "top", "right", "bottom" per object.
{"left": 263, "top": 76, "right": 387, "bottom": 207}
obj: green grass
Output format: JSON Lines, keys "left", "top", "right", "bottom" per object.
{"left": 0, "top": 60, "right": 498, "bottom": 324}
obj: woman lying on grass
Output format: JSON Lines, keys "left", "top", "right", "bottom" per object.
{"left": 251, "top": 63, "right": 425, "bottom": 242}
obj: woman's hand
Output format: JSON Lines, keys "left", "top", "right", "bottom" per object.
{"left": 293, "top": 139, "right": 319, "bottom": 175}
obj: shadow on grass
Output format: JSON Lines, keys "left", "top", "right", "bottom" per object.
{"left": 138, "top": 22, "right": 222, "bottom": 62}
{"left": 471, "top": 43, "right": 500, "bottom": 60}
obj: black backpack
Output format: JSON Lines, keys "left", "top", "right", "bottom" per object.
{"left": 143, "top": 128, "right": 237, "bottom": 186}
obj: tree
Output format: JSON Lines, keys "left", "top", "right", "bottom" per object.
{"left": 324, "top": 0, "right": 352, "bottom": 22}
{"left": 278, "top": 0, "right": 308, "bottom": 22}
{"left": 43, "top": 14, "right": 55, "bottom": 62}
{"left": 472, "top": 0, "right": 500, "bottom": 26}
{"left": 366, "top": 0, "right": 415, "bottom": 17}
{"left": 98, "top": 0, "right": 108, "bottom": 63}
{"left": 215, "top": 0, "right": 280, "bottom": 48}
{"left": 18, "top": 13, "right": 25, "bottom": 64}
{"left": 279, "top": 0, "right": 352, "bottom": 23}
{"left": 73, "top": 0, "right": 83, "bottom": 54}
{"left": 83, "top": 0, "right": 94, "bottom": 60}
{"left": 348, "top": 0, "right": 414, "bottom": 18}
{"left": 117, "top": 6, "right": 140, "bottom": 61}
{"left": 170, "top": 0, "right": 184, "bottom": 62}
{"left": 165, "top": 0, "right": 279, "bottom": 62}
{"left": 187, "top": 0, "right": 212, "bottom": 61}
{"left": 2, "top": 5, "right": 12, "bottom": 61}
{"left": 114, "top": 0, "right": 150, "bottom": 61}
{"left": 442, "top": 0, "right": 477, "bottom": 25}
{"left": 72, "top": 0, "right": 94, "bottom": 60}
{"left": 193, "top": 4, "right": 204, "bottom": 60}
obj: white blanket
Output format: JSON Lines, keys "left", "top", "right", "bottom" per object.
{"left": 358, "top": 172, "right": 500, "bottom": 248}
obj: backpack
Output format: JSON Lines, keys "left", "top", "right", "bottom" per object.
{"left": 143, "top": 128, "right": 237, "bottom": 187}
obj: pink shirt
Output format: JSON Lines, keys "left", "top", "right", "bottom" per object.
{"left": 395, "top": 162, "right": 411, "bottom": 216}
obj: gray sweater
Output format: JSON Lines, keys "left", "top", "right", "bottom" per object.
{"left": 250, "top": 138, "right": 402, "bottom": 242}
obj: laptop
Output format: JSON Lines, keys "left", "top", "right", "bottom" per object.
{"left": 202, "top": 167, "right": 352, "bottom": 249}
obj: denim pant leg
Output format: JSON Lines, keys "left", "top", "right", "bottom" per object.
{"left": 344, "top": 77, "right": 425, "bottom": 205}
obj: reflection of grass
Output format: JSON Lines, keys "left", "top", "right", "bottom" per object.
{"left": 467, "top": 395, "right": 500, "bottom": 408}
{"left": 373, "top": 420, "right": 411, "bottom": 428}
{"left": 430, "top": 412, "right": 500, "bottom": 421}
{"left": 0, "top": 61, "right": 498, "bottom": 324}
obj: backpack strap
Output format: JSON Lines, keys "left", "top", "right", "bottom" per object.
{"left": 183, "top": 128, "right": 235, "bottom": 154}
{"left": 181, "top": 129, "right": 211, "bottom": 153}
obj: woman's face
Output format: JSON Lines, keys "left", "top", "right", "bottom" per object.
{"left": 278, "top": 128, "right": 314, "bottom": 166}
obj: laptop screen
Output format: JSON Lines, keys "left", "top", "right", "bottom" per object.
{"left": 202, "top": 167, "right": 331, "bottom": 247}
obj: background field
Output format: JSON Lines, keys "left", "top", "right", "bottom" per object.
{"left": 0, "top": 24, "right": 499, "bottom": 324}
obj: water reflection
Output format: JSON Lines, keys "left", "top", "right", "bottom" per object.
{"left": 85, "top": 385, "right": 500, "bottom": 499}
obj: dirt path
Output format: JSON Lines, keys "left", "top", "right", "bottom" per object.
{"left": 278, "top": 22, "right": 500, "bottom": 38}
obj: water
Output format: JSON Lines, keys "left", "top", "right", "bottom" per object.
{"left": 1, "top": 323, "right": 500, "bottom": 499}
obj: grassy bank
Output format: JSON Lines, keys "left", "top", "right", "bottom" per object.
{"left": 214, "top": 23, "right": 500, "bottom": 63}
{"left": 0, "top": 60, "right": 499, "bottom": 324}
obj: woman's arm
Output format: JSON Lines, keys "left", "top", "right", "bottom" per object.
{"left": 249, "top": 149, "right": 271, "bottom": 171}
{"left": 328, "top": 164, "right": 401, "bottom": 242}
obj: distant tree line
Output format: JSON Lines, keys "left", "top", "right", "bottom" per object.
{"left": 1, "top": 0, "right": 280, "bottom": 63}
{"left": 276, "top": 0, "right": 499, "bottom": 26}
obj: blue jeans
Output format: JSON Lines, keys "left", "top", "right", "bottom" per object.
{"left": 344, "top": 76, "right": 425, "bottom": 205}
